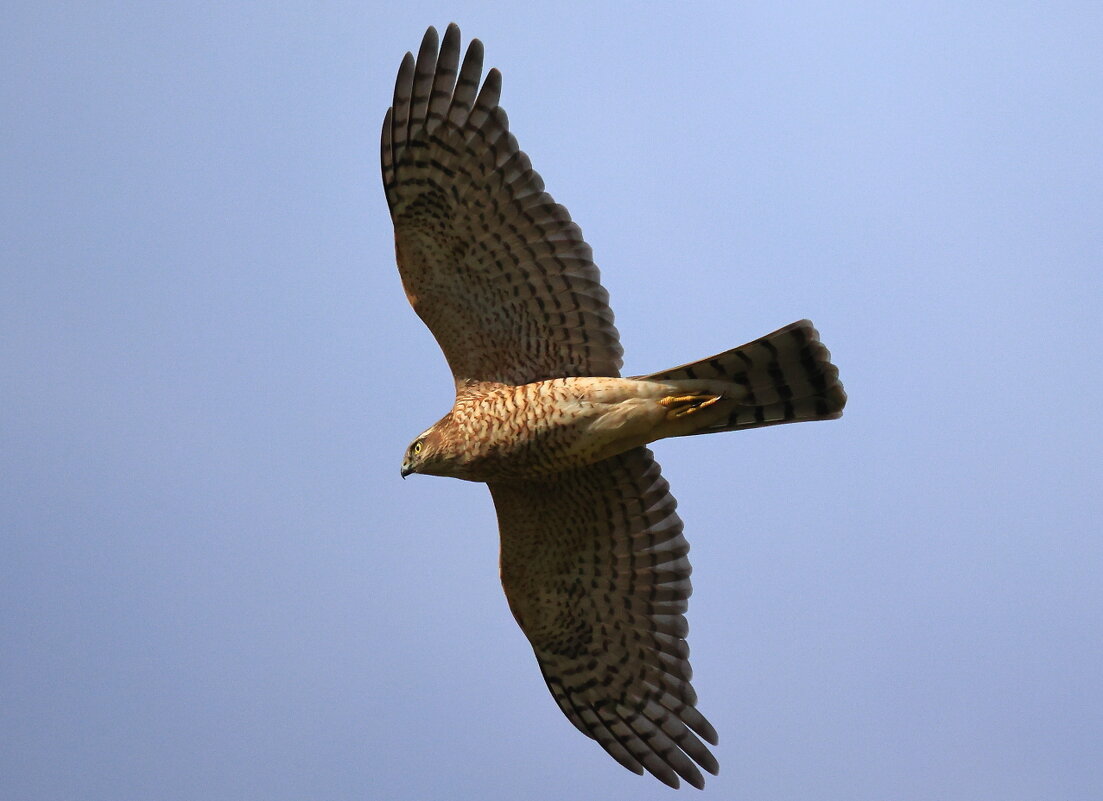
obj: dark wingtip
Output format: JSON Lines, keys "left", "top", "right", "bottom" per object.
{"left": 420, "top": 25, "right": 439, "bottom": 51}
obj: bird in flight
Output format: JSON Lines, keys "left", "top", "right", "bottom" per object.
{"left": 381, "top": 23, "right": 846, "bottom": 789}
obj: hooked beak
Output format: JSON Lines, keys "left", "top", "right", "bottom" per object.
{"left": 400, "top": 465, "right": 413, "bottom": 479}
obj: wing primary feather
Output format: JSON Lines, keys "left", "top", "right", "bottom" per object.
{"left": 465, "top": 67, "right": 502, "bottom": 137}
{"left": 427, "top": 23, "right": 461, "bottom": 131}
{"left": 389, "top": 52, "right": 415, "bottom": 171}
{"left": 380, "top": 106, "right": 394, "bottom": 196}
{"left": 448, "top": 36, "right": 483, "bottom": 128}
{"left": 409, "top": 27, "right": 439, "bottom": 146}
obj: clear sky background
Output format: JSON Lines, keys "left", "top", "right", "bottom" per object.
{"left": 3, "top": 2, "right": 1101, "bottom": 799}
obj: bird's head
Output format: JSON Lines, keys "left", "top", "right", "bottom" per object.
{"left": 400, "top": 426, "right": 448, "bottom": 478}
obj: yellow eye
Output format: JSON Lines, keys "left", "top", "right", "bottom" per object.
{"left": 413, "top": 440, "right": 422, "bottom": 455}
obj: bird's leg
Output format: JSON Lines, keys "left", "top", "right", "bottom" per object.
{"left": 660, "top": 393, "right": 722, "bottom": 419}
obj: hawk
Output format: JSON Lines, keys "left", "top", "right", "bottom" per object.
{"left": 381, "top": 24, "right": 846, "bottom": 789}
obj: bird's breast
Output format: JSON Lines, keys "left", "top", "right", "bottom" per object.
{"left": 437, "top": 377, "right": 667, "bottom": 481}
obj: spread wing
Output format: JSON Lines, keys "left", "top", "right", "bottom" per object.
{"left": 489, "top": 448, "right": 718, "bottom": 789}
{"left": 381, "top": 24, "right": 623, "bottom": 387}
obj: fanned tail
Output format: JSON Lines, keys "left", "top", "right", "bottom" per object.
{"left": 637, "top": 320, "right": 846, "bottom": 434}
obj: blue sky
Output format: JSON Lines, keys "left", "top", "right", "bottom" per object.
{"left": 3, "top": 2, "right": 1101, "bottom": 799}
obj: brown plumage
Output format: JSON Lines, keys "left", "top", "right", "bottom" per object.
{"left": 384, "top": 24, "right": 846, "bottom": 789}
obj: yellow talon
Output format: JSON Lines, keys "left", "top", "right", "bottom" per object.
{"left": 660, "top": 393, "right": 721, "bottom": 419}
